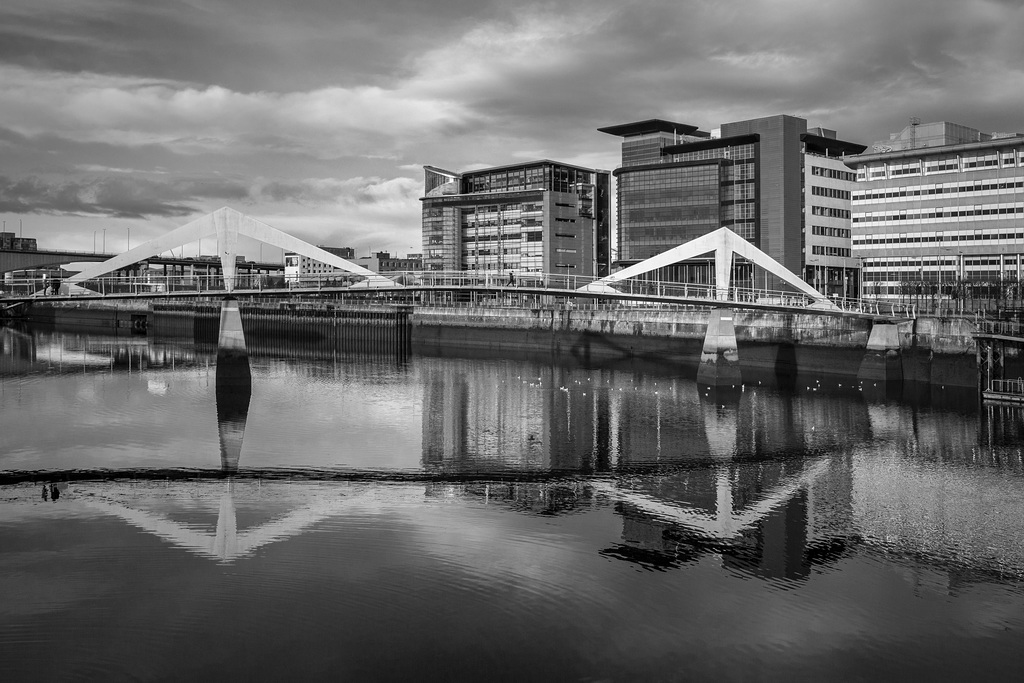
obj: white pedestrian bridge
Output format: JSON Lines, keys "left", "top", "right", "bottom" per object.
{"left": 0, "top": 207, "right": 915, "bottom": 319}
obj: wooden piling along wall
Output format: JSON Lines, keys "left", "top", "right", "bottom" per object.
{"left": 150, "top": 302, "right": 413, "bottom": 360}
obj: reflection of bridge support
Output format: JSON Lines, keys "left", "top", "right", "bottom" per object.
{"left": 857, "top": 322, "right": 903, "bottom": 384}
{"left": 697, "top": 309, "right": 742, "bottom": 387}
{"left": 216, "top": 298, "right": 252, "bottom": 473}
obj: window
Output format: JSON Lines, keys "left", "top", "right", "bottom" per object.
{"left": 811, "top": 186, "right": 851, "bottom": 200}
{"left": 810, "top": 166, "right": 855, "bottom": 182}
{"left": 811, "top": 206, "right": 851, "bottom": 219}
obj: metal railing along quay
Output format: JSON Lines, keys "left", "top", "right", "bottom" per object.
{"left": 1, "top": 270, "right": 918, "bottom": 318}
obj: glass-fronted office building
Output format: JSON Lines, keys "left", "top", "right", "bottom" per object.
{"left": 600, "top": 116, "right": 865, "bottom": 296}
{"left": 420, "top": 161, "right": 611, "bottom": 278}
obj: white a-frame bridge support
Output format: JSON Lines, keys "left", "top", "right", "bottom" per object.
{"left": 579, "top": 227, "right": 835, "bottom": 309}
{"left": 66, "top": 206, "right": 398, "bottom": 292}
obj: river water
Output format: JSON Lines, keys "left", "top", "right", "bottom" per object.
{"left": 2, "top": 324, "right": 1023, "bottom": 681}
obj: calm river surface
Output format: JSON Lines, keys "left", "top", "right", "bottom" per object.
{"left": 2, "top": 324, "right": 1024, "bottom": 681}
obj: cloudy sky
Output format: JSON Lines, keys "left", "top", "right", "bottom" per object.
{"left": 1, "top": 0, "right": 1023, "bottom": 261}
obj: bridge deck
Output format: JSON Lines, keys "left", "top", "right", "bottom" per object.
{"left": 0, "top": 283, "right": 907, "bottom": 321}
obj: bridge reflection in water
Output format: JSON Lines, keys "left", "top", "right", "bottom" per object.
{"left": 1, "top": 321, "right": 1022, "bottom": 581}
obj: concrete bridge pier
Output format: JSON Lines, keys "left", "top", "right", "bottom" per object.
{"left": 696, "top": 309, "right": 742, "bottom": 388}
{"left": 857, "top": 322, "right": 903, "bottom": 385}
{"left": 216, "top": 297, "right": 251, "bottom": 473}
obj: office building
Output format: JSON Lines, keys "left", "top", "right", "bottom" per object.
{"left": 844, "top": 121, "right": 1024, "bottom": 295}
{"left": 420, "top": 160, "right": 611, "bottom": 277}
{"left": 599, "top": 116, "right": 865, "bottom": 296}
{"left": 0, "top": 232, "right": 37, "bottom": 251}
{"left": 353, "top": 251, "right": 422, "bottom": 273}
{"left": 284, "top": 247, "right": 422, "bottom": 280}
{"left": 283, "top": 246, "right": 355, "bottom": 281}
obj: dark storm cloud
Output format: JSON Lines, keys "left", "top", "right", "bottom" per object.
{"left": 0, "top": 174, "right": 251, "bottom": 219}
{"left": 2, "top": 0, "right": 1024, "bottom": 252}
{"left": 410, "top": 0, "right": 1024, "bottom": 152}
{"left": 0, "top": 0, "right": 505, "bottom": 92}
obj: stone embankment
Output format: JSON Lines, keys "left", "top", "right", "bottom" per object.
{"left": 412, "top": 306, "right": 984, "bottom": 387}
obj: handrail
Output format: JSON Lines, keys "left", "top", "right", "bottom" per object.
{"left": 0, "top": 269, "right": 912, "bottom": 318}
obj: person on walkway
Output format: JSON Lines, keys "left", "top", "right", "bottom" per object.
{"left": 508, "top": 271, "right": 516, "bottom": 287}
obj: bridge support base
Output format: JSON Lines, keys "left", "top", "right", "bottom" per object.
{"left": 697, "top": 309, "right": 742, "bottom": 387}
{"left": 857, "top": 322, "right": 903, "bottom": 385}
{"left": 216, "top": 297, "right": 251, "bottom": 473}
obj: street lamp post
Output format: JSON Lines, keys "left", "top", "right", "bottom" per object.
{"left": 127, "top": 227, "right": 131, "bottom": 251}
{"left": 102, "top": 229, "right": 106, "bottom": 253}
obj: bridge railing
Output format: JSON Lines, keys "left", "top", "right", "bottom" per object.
{"left": 0, "top": 270, "right": 917, "bottom": 317}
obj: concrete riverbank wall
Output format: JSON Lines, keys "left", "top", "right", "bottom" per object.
{"left": 412, "top": 307, "right": 983, "bottom": 387}
{"left": 9, "top": 300, "right": 990, "bottom": 387}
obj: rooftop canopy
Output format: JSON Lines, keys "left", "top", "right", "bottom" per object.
{"left": 597, "top": 119, "right": 700, "bottom": 138}
{"left": 800, "top": 133, "right": 867, "bottom": 156}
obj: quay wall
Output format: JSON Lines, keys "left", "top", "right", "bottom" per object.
{"left": 10, "top": 300, "right": 988, "bottom": 386}
{"left": 412, "top": 307, "right": 981, "bottom": 386}
{"left": 19, "top": 300, "right": 149, "bottom": 335}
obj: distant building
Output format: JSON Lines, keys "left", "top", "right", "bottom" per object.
{"left": 353, "top": 251, "right": 423, "bottom": 273}
{"left": 844, "top": 121, "right": 1024, "bottom": 295}
{"left": 284, "top": 247, "right": 422, "bottom": 280}
{"left": 599, "top": 116, "right": 865, "bottom": 297}
{"left": 420, "top": 160, "right": 612, "bottom": 277}
{"left": 284, "top": 246, "right": 356, "bottom": 281}
{"left": 0, "top": 232, "right": 37, "bottom": 251}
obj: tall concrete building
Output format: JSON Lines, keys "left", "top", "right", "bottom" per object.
{"left": 420, "top": 160, "right": 611, "bottom": 278}
{"left": 599, "top": 116, "right": 865, "bottom": 296}
{"left": 844, "top": 121, "right": 1024, "bottom": 296}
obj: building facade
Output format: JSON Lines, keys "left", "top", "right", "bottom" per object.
{"left": 284, "top": 246, "right": 355, "bottom": 281}
{"left": 600, "top": 116, "right": 865, "bottom": 296}
{"left": 420, "top": 161, "right": 611, "bottom": 278}
{"left": 284, "top": 247, "right": 422, "bottom": 281}
{"left": 844, "top": 121, "right": 1024, "bottom": 297}
{"left": 0, "top": 232, "right": 37, "bottom": 251}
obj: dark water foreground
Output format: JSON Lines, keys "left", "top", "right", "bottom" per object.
{"left": 2, "top": 325, "right": 1023, "bottom": 681}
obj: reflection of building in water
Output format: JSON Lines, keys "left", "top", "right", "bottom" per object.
{"left": 0, "top": 326, "right": 36, "bottom": 374}
{"left": 421, "top": 361, "right": 621, "bottom": 472}
{"left": 420, "top": 359, "right": 897, "bottom": 474}
{"left": 1, "top": 328, "right": 204, "bottom": 376}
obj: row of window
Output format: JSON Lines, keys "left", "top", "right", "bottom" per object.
{"left": 853, "top": 179, "right": 1024, "bottom": 202}
{"left": 812, "top": 225, "right": 851, "bottom": 238}
{"left": 810, "top": 166, "right": 856, "bottom": 182}
{"left": 853, "top": 230, "right": 1024, "bottom": 246}
{"left": 811, "top": 206, "right": 851, "bottom": 219}
{"left": 857, "top": 150, "right": 1019, "bottom": 180}
{"left": 853, "top": 204, "right": 1024, "bottom": 224}
{"left": 811, "top": 186, "right": 852, "bottom": 200}
{"left": 867, "top": 257, "right": 1013, "bottom": 268}
{"left": 811, "top": 245, "right": 851, "bottom": 257}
